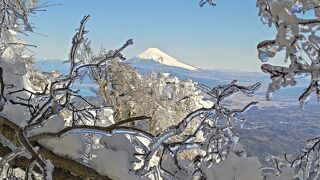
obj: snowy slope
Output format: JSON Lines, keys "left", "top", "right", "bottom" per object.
{"left": 128, "top": 48, "right": 197, "bottom": 71}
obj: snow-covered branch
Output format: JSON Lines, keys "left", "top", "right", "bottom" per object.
{"left": 256, "top": 0, "right": 320, "bottom": 107}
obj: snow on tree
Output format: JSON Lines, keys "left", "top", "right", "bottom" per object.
{"left": 2, "top": 0, "right": 320, "bottom": 179}
{"left": 77, "top": 43, "right": 211, "bottom": 134}
{"left": 256, "top": 0, "right": 320, "bottom": 108}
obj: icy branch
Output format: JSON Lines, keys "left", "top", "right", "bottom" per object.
{"left": 255, "top": 0, "right": 320, "bottom": 107}
{"left": 199, "top": 0, "right": 216, "bottom": 7}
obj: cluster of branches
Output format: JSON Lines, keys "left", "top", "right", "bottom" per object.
{"left": 256, "top": 0, "right": 320, "bottom": 107}
{"left": 248, "top": 0, "right": 320, "bottom": 179}
{"left": 199, "top": 0, "right": 216, "bottom": 7}
{"left": 261, "top": 137, "right": 320, "bottom": 179}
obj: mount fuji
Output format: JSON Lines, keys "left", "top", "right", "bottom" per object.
{"left": 127, "top": 48, "right": 197, "bottom": 71}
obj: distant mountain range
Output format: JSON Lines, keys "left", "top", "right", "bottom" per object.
{"left": 35, "top": 59, "right": 69, "bottom": 75}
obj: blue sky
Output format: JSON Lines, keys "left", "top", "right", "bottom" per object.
{"left": 25, "top": 0, "right": 279, "bottom": 72}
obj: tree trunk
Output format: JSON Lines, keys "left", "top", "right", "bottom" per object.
{"left": 0, "top": 117, "right": 112, "bottom": 180}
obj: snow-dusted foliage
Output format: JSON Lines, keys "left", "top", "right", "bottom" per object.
{"left": 0, "top": 0, "right": 56, "bottom": 179}
{"left": 0, "top": 0, "right": 40, "bottom": 77}
{"left": 78, "top": 45, "right": 210, "bottom": 134}
{"left": 256, "top": 0, "right": 320, "bottom": 107}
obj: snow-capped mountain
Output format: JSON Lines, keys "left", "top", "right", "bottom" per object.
{"left": 127, "top": 48, "right": 197, "bottom": 71}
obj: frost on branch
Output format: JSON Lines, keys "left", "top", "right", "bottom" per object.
{"left": 257, "top": 137, "right": 320, "bottom": 180}
{"left": 199, "top": 0, "right": 216, "bottom": 7}
{"left": 0, "top": 0, "right": 44, "bottom": 77}
{"left": 256, "top": 0, "right": 320, "bottom": 107}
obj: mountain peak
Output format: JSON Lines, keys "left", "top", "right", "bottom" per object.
{"left": 132, "top": 48, "right": 197, "bottom": 71}
{"left": 145, "top": 47, "right": 161, "bottom": 52}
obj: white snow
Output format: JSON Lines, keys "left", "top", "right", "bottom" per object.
{"left": 0, "top": 74, "right": 35, "bottom": 127}
{"left": 44, "top": 159, "right": 54, "bottom": 180}
{"left": 100, "top": 134, "right": 138, "bottom": 163}
{"left": 26, "top": 115, "right": 65, "bottom": 137}
{"left": 39, "top": 134, "right": 85, "bottom": 160}
{"left": 98, "top": 108, "right": 115, "bottom": 127}
{"left": 264, "top": 167, "right": 294, "bottom": 180}
{"left": 0, "top": 40, "right": 27, "bottom": 76}
{"left": 90, "top": 148, "right": 140, "bottom": 180}
{"left": 201, "top": 153, "right": 263, "bottom": 180}
{"left": 129, "top": 48, "right": 197, "bottom": 71}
